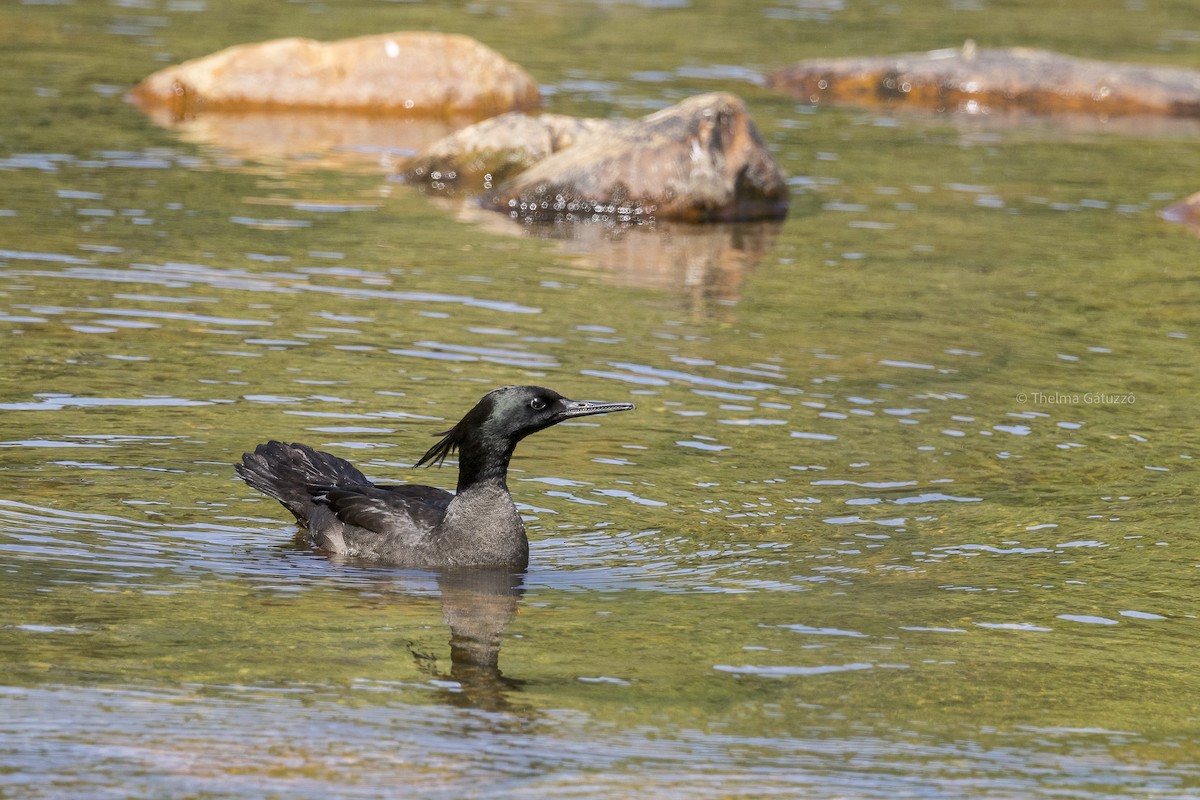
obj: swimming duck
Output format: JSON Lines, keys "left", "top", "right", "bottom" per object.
{"left": 236, "top": 385, "right": 635, "bottom": 568}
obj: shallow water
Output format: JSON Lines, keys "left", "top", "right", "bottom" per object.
{"left": 3, "top": 1, "right": 1200, "bottom": 797}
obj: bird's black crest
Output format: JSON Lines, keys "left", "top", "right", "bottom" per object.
{"left": 413, "top": 425, "right": 461, "bottom": 468}
{"left": 413, "top": 393, "right": 496, "bottom": 468}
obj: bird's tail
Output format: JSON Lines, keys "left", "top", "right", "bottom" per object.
{"left": 235, "top": 441, "right": 373, "bottom": 523}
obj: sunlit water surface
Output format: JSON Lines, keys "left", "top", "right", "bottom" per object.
{"left": 2, "top": 1, "right": 1199, "bottom": 797}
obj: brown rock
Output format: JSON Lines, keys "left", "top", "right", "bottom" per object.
{"left": 403, "top": 112, "right": 631, "bottom": 191}
{"left": 129, "top": 32, "right": 540, "bottom": 119}
{"left": 768, "top": 42, "right": 1200, "bottom": 117}
{"left": 482, "top": 93, "right": 789, "bottom": 223}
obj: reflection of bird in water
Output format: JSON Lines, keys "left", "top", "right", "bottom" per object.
{"left": 403, "top": 569, "right": 527, "bottom": 714}
{"left": 236, "top": 385, "right": 634, "bottom": 568}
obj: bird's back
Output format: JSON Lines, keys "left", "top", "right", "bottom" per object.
{"left": 236, "top": 441, "right": 455, "bottom": 561}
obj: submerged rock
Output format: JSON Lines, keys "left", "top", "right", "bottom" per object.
{"left": 480, "top": 93, "right": 789, "bottom": 223}
{"left": 129, "top": 32, "right": 540, "bottom": 119}
{"left": 768, "top": 43, "right": 1200, "bottom": 117}
{"left": 403, "top": 113, "right": 631, "bottom": 190}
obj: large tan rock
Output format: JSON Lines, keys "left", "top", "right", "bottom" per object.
{"left": 768, "top": 42, "right": 1200, "bottom": 117}
{"left": 481, "top": 93, "right": 789, "bottom": 223}
{"left": 129, "top": 32, "right": 540, "bottom": 118}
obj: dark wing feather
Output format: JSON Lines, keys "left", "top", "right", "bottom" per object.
{"left": 236, "top": 441, "right": 373, "bottom": 523}
{"left": 373, "top": 484, "right": 457, "bottom": 511}
{"left": 309, "top": 484, "right": 453, "bottom": 535}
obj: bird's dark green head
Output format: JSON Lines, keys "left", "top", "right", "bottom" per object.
{"left": 415, "top": 385, "right": 635, "bottom": 469}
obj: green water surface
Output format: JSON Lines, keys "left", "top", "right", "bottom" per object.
{"left": 2, "top": 1, "right": 1199, "bottom": 797}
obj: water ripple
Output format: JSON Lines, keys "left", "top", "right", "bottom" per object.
{"left": 304, "top": 284, "right": 540, "bottom": 314}
{"left": 0, "top": 395, "right": 219, "bottom": 411}
{"left": 389, "top": 341, "right": 558, "bottom": 368}
{"left": 714, "top": 662, "right": 881, "bottom": 677}
{"left": 0, "top": 249, "right": 95, "bottom": 265}
{"left": 17, "top": 304, "right": 271, "bottom": 327}
{"left": 604, "top": 361, "right": 780, "bottom": 391}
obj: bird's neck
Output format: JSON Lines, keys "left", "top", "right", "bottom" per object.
{"left": 454, "top": 435, "right": 516, "bottom": 494}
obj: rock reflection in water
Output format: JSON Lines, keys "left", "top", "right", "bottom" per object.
{"left": 902, "top": 106, "right": 1200, "bottom": 141}
{"left": 450, "top": 199, "right": 783, "bottom": 313}
{"left": 137, "top": 108, "right": 465, "bottom": 170}
{"left": 538, "top": 219, "right": 782, "bottom": 312}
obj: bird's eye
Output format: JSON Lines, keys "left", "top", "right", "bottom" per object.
{"left": 529, "top": 397, "right": 547, "bottom": 411}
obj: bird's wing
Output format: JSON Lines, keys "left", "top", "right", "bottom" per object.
{"left": 236, "top": 440, "right": 375, "bottom": 523}
{"left": 308, "top": 484, "right": 453, "bottom": 536}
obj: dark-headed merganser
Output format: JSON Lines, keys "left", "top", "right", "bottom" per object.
{"left": 236, "top": 385, "right": 634, "bottom": 568}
